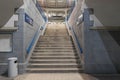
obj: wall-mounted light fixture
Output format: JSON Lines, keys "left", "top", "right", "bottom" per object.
{"left": 76, "top": 13, "right": 83, "bottom": 25}
{"left": 88, "top": 8, "right": 94, "bottom": 26}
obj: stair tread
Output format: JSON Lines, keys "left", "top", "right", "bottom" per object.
{"left": 39, "top": 41, "right": 72, "bottom": 42}
{"left": 38, "top": 45, "right": 74, "bottom": 47}
{"left": 37, "top": 44, "right": 73, "bottom": 45}
{"left": 34, "top": 50, "right": 75, "bottom": 51}
{"left": 30, "top": 59, "right": 77, "bottom": 61}
{"left": 31, "top": 56, "right": 76, "bottom": 57}
{"left": 35, "top": 47, "right": 74, "bottom": 48}
{"left": 28, "top": 63, "right": 80, "bottom": 66}
{"left": 37, "top": 42, "right": 72, "bottom": 43}
{"left": 26, "top": 68, "right": 82, "bottom": 71}
{"left": 33, "top": 52, "right": 76, "bottom": 54}
{"left": 33, "top": 53, "right": 77, "bottom": 56}
{"left": 40, "top": 36, "right": 70, "bottom": 37}
{"left": 29, "top": 61, "right": 77, "bottom": 63}
{"left": 31, "top": 56, "right": 78, "bottom": 59}
{"left": 35, "top": 48, "right": 74, "bottom": 50}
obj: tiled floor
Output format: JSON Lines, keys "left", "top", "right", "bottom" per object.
{"left": 14, "top": 73, "right": 120, "bottom": 80}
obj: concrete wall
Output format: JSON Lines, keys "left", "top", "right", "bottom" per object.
{"left": 68, "top": 0, "right": 120, "bottom": 73}
{"left": 67, "top": 0, "right": 84, "bottom": 62}
{"left": 0, "top": 0, "right": 23, "bottom": 75}
{"left": 0, "top": 0, "right": 46, "bottom": 75}
{"left": 23, "top": 0, "right": 45, "bottom": 56}
{"left": 0, "top": 0, "right": 23, "bottom": 27}
{"left": 84, "top": 0, "right": 120, "bottom": 73}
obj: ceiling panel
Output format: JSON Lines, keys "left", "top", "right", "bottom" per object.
{"left": 38, "top": 0, "right": 75, "bottom": 8}
{"left": 37, "top": 0, "right": 75, "bottom": 20}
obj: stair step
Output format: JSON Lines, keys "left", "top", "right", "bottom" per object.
{"left": 30, "top": 59, "right": 77, "bottom": 62}
{"left": 32, "top": 54, "right": 77, "bottom": 56}
{"left": 31, "top": 56, "right": 79, "bottom": 59}
{"left": 26, "top": 68, "right": 84, "bottom": 73}
{"left": 40, "top": 38, "right": 71, "bottom": 40}
{"left": 39, "top": 40, "right": 71, "bottom": 42}
{"left": 37, "top": 45, "right": 74, "bottom": 47}
{"left": 38, "top": 42, "right": 72, "bottom": 43}
{"left": 35, "top": 47, "right": 75, "bottom": 50}
{"left": 40, "top": 36, "right": 70, "bottom": 37}
{"left": 29, "top": 60, "right": 77, "bottom": 63}
{"left": 34, "top": 48, "right": 74, "bottom": 51}
{"left": 36, "top": 44, "right": 73, "bottom": 46}
{"left": 28, "top": 64, "right": 82, "bottom": 68}
{"left": 34, "top": 50, "right": 75, "bottom": 52}
{"left": 39, "top": 37, "right": 71, "bottom": 39}
{"left": 39, "top": 41, "right": 72, "bottom": 43}
{"left": 35, "top": 47, "right": 74, "bottom": 49}
{"left": 33, "top": 52, "right": 76, "bottom": 54}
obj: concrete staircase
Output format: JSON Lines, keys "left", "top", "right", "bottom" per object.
{"left": 26, "top": 23, "right": 83, "bottom": 73}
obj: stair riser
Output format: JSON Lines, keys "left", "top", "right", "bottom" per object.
{"left": 38, "top": 41, "right": 72, "bottom": 43}
{"left": 37, "top": 41, "right": 72, "bottom": 44}
{"left": 27, "top": 70, "right": 84, "bottom": 73}
{"left": 38, "top": 40, "right": 71, "bottom": 42}
{"left": 36, "top": 44, "right": 73, "bottom": 47}
{"left": 29, "top": 61, "right": 77, "bottom": 63}
{"left": 35, "top": 47, "right": 75, "bottom": 49}
{"left": 31, "top": 57, "right": 79, "bottom": 59}
{"left": 39, "top": 37, "right": 71, "bottom": 39}
{"left": 28, "top": 65, "right": 82, "bottom": 68}
{"left": 32, "top": 54, "right": 77, "bottom": 56}
{"left": 34, "top": 48, "right": 74, "bottom": 51}
{"left": 34, "top": 50, "right": 75, "bottom": 52}
{"left": 36, "top": 46, "right": 74, "bottom": 47}
{"left": 32, "top": 53, "right": 76, "bottom": 55}
{"left": 33, "top": 52, "right": 76, "bottom": 53}
{"left": 39, "top": 39, "right": 71, "bottom": 41}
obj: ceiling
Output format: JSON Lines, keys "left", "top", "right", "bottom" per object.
{"left": 37, "top": 0, "right": 75, "bottom": 21}
{"left": 38, "top": 0, "right": 75, "bottom": 8}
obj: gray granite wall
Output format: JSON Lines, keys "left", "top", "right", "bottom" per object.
{"left": 68, "top": 0, "right": 120, "bottom": 73}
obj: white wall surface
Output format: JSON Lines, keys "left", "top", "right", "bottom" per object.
{"left": 0, "top": 34, "right": 12, "bottom": 52}
{"left": 23, "top": 0, "right": 45, "bottom": 51}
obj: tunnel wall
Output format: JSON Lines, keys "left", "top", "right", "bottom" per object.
{"left": 68, "top": 0, "right": 120, "bottom": 73}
